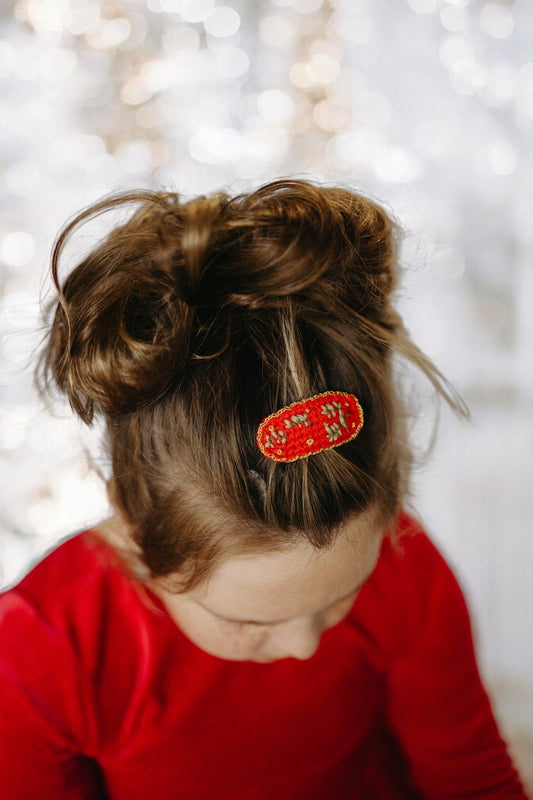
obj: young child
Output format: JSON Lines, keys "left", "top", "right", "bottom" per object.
{"left": 0, "top": 179, "right": 527, "bottom": 799}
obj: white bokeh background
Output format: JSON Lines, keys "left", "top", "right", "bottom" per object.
{"left": 0, "top": 0, "right": 532, "bottom": 786}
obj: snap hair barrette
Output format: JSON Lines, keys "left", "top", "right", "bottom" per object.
{"left": 256, "top": 391, "right": 364, "bottom": 463}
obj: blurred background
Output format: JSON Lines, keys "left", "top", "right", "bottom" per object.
{"left": 0, "top": 0, "right": 531, "bottom": 786}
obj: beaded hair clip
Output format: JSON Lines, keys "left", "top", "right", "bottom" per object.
{"left": 256, "top": 391, "right": 364, "bottom": 463}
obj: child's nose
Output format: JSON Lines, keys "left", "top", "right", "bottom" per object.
{"left": 271, "top": 616, "right": 323, "bottom": 660}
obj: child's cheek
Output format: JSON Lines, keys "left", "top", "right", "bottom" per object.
{"left": 322, "top": 595, "right": 358, "bottom": 630}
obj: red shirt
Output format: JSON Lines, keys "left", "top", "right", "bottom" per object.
{"left": 0, "top": 514, "right": 527, "bottom": 799}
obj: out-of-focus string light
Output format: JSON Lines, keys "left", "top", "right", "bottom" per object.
{"left": 66, "top": 6, "right": 100, "bottom": 36}
{"left": 234, "top": 128, "right": 289, "bottom": 178}
{"left": 1, "top": 233, "right": 36, "bottom": 268}
{"left": 39, "top": 48, "right": 77, "bottom": 81}
{"left": 308, "top": 52, "right": 341, "bottom": 84}
{"left": 183, "top": 91, "right": 236, "bottom": 127}
{"left": 445, "top": 0, "right": 469, "bottom": 9}
{"left": 5, "top": 162, "right": 42, "bottom": 197}
{"left": 328, "top": 9, "right": 373, "bottom": 45}
{"left": 290, "top": 53, "right": 340, "bottom": 88}
{"left": 373, "top": 145, "right": 422, "bottom": 184}
{"left": 122, "top": 75, "right": 153, "bottom": 106}
{"left": 439, "top": 34, "right": 487, "bottom": 94}
{"left": 181, "top": 0, "right": 215, "bottom": 24}
{"left": 480, "top": 2, "right": 515, "bottom": 39}
{"left": 209, "top": 45, "right": 249, "bottom": 79}
{"left": 481, "top": 65, "right": 518, "bottom": 107}
{"left": 115, "top": 140, "right": 157, "bottom": 174}
{"left": 313, "top": 99, "right": 351, "bottom": 133}
{"left": 85, "top": 17, "right": 132, "bottom": 49}
{"left": 271, "top": 0, "right": 323, "bottom": 11}
{"left": 309, "top": 37, "right": 342, "bottom": 60}
{"left": 406, "top": 0, "right": 439, "bottom": 15}
{"left": 288, "top": 0, "right": 323, "bottom": 12}
{"left": 475, "top": 137, "right": 518, "bottom": 178}
{"left": 290, "top": 62, "right": 314, "bottom": 89}
{"left": 257, "top": 90, "right": 294, "bottom": 125}
{"left": 17, "top": 0, "right": 69, "bottom": 32}
{"left": 150, "top": 0, "right": 186, "bottom": 13}
{"left": 289, "top": 95, "right": 313, "bottom": 134}
{"left": 143, "top": 58, "right": 180, "bottom": 93}
{"left": 439, "top": 35, "right": 475, "bottom": 71}
{"left": 204, "top": 6, "right": 241, "bottom": 38}
{"left": 449, "top": 60, "right": 486, "bottom": 94}
{"left": 258, "top": 15, "right": 297, "bottom": 48}
{"left": 189, "top": 126, "right": 242, "bottom": 164}
{"left": 162, "top": 25, "right": 201, "bottom": 51}
{"left": 325, "top": 128, "right": 382, "bottom": 172}
{"left": 440, "top": 6, "right": 468, "bottom": 32}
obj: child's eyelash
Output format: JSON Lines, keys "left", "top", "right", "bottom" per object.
{"left": 225, "top": 592, "right": 357, "bottom": 629}
{"left": 230, "top": 620, "right": 269, "bottom": 629}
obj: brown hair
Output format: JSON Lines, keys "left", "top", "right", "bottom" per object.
{"left": 37, "top": 178, "right": 465, "bottom": 589}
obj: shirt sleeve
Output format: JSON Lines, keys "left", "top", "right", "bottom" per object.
{"left": 0, "top": 590, "right": 107, "bottom": 799}
{"left": 385, "top": 538, "right": 528, "bottom": 799}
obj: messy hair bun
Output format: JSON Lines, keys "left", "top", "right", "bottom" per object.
{"left": 38, "top": 178, "right": 465, "bottom": 588}
{"left": 40, "top": 191, "right": 222, "bottom": 421}
{"left": 42, "top": 181, "right": 400, "bottom": 419}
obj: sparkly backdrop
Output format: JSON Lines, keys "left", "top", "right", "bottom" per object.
{"left": 1, "top": 0, "right": 532, "bottom": 783}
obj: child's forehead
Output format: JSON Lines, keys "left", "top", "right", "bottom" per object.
{"left": 192, "top": 512, "right": 383, "bottom": 621}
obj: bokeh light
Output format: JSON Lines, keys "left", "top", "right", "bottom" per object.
{"left": 1, "top": 233, "right": 36, "bottom": 268}
{"left": 204, "top": 6, "right": 241, "bottom": 38}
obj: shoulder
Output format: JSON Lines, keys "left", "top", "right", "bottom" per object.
{"left": 0, "top": 526, "right": 183, "bottom": 755}
{"left": 0, "top": 529, "right": 159, "bottom": 749}
{"left": 379, "top": 509, "right": 459, "bottom": 583}
{"left": 2, "top": 530, "right": 121, "bottom": 620}
{"left": 0, "top": 528, "right": 147, "bottom": 673}
{"left": 0, "top": 534, "right": 108, "bottom": 750}
{"left": 381, "top": 510, "right": 457, "bottom": 582}
{"left": 350, "top": 511, "right": 468, "bottom": 661}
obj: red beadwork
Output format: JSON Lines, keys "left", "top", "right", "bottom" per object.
{"left": 256, "top": 391, "right": 364, "bottom": 463}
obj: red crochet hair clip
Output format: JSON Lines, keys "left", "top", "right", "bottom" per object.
{"left": 256, "top": 391, "right": 364, "bottom": 463}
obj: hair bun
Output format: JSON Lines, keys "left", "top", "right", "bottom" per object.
{"left": 189, "top": 180, "right": 400, "bottom": 317}
{"left": 51, "top": 278, "right": 193, "bottom": 423}
{"left": 41, "top": 192, "right": 196, "bottom": 423}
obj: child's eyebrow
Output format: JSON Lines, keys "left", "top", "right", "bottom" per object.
{"left": 198, "top": 581, "right": 365, "bottom": 626}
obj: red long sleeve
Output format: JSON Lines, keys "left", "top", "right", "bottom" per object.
{"left": 0, "top": 592, "right": 106, "bottom": 798}
{"left": 0, "top": 517, "right": 527, "bottom": 799}
{"left": 384, "top": 534, "right": 525, "bottom": 797}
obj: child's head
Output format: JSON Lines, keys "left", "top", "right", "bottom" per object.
{"left": 39, "top": 178, "right": 458, "bottom": 594}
